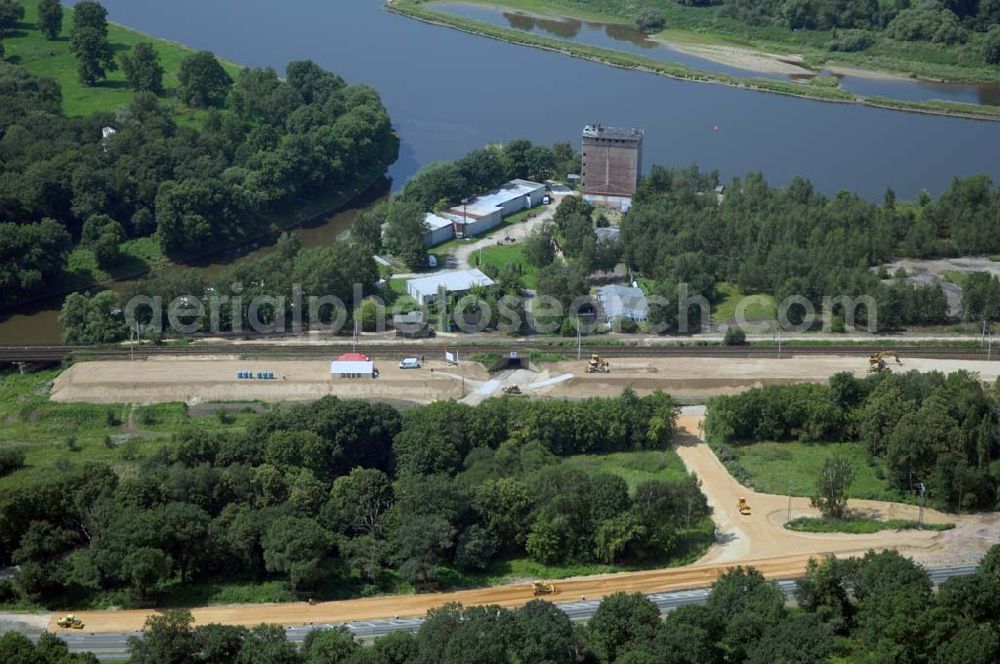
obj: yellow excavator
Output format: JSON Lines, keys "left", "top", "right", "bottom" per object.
{"left": 868, "top": 351, "right": 902, "bottom": 374}
{"left": 737, "top": 497, "right": 751, "bottom": 516}
{"left": 586, "top": 353, "right": 610, "bottom": 374}
{"left": 532, "top": 581, "right": 556, "bottom": 595}
{"left": 57, "top": 614, "right": 85, "bottom": 629}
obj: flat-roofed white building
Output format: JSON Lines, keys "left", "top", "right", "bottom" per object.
{"left": 448, "top": 179, "right": 546, "bottom": 237}
{"left": 406, "top": 268, "right": 496, "bottom": 305}
{"left": 422, "top": 213, "right": 457, "bottom": 247}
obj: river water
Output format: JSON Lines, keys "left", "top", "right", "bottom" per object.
{"left": 5, "top": 0, "right": 1000, "bottom": 344}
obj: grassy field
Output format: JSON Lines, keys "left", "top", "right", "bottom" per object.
{"left": 0, "top": 369, "right": 258, "bottom": 492}
{"left": 561, "top": 449, "right": 692, "bottom": 493}
{"left": 4, "top": 2, "right": 241, "bottom": 119}
{"left": 478, "top": 243, "right": 538, "bottom": 288}
{"left": 712, "top": 282, "right": 776, "bottom": 325}
{"left": 786, "top": 516, "right": 954, "bottom": 534}
{"left": 731, "top": 441, "right": 904, "bottom": 502}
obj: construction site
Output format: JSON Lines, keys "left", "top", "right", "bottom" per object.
{"left": 49, "top": 349, "right": 1000, "bottom": 406}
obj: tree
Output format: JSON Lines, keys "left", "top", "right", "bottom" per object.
{"left": 985, "top": 26, "right": 1000, "bottom": 66}
{"left": 178, "top": 51, "right": 233, "bottom": 107}
{"left": 514, "top": 600, "right": 576, "bottom": 664}
{"left": 262, "top": 516, "right": 333, "bottom": 591}
{"left": 129, "top": 610, "right": 200, "bottom": 664}
{"left": 810, "top": 455, "right": 854, "bottom": 519}
{"left": 0, "top": 0, "right": 24, "bottom": 36}
{"left": 794, "top": 555, "right": 854, "bottom": 632}
{"left": 70, "top": 26, "right": 116, "bottom": 85}
{"left": 121, "top": 42, "right": 165, "bottom": 94}
{"left": 381, "top": 199, "right": 428, "bottom": 270}
{"left": 588, "top": 592, "right": 662, "bottom": 663}
{"left": 121, "top": 547, "right": 171, "bottom": 601}
{"left": 354, "top": 206, "right": 385, "bottom": 254}
{"left": 301, "top": 626, "right": 360, "bottom": 664}
{"left": 522, "top": 222, "right": 556, "bottom": 268}
{"left": 635, "top": 10, "right": 666, "bottom": 33}
{"left": 72, "top": 0, "right": 107, "bottom": 33}
{"left": 330, "top": 467, "right": 393, "bottom": 537}
{"left": 37, "top": 0, "right": 62, "bottom": 40}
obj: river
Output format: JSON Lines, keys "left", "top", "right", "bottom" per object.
{"left": 4, "top": 0, "right": 1000, "bottom": 344}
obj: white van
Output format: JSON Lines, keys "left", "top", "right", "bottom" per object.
{"left": 399, "top": 357, "right": 421, "bottom": 369}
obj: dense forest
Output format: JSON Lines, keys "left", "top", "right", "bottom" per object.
{"left": 0, "top": 390, "right": 708, "bottom": 608}
{"left": 705, "top": 369, "right": 1000, "bottom": 510}
{"left": 0, "top": 5, "right": 396, "bottom": 309}
{"left": 5, "top": 545, "right": 999, "bottom": 663}
{"left": 619, "top": 166, "right": 1000, "bottom": 331}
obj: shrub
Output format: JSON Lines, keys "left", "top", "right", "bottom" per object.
{"left": 985, "top": 27, "right": 1000, "bottom": 65}
{"left": 828, "top": 30, "right": 875, "bottom": 52}
{"left": 635, "top": 10, "right": 666, "bottom": 34}
{"left": 0, "top": 447, "right": 26, "bottom": 476}
{"left": 723, "top": 326, "right": 746, "bottom": 345}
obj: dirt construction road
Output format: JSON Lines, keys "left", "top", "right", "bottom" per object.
{"left": 48, "top": 411, "right": 999, "bottom": 634}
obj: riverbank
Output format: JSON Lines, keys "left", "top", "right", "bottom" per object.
{"left": 390, "top": 1, "right": 1000, "bottom": 122}
{"left": 435, "top": 0, "right": 1000, "bottom": 87}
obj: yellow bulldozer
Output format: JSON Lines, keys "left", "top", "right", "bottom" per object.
{"left": 737, "top": 497, "right": 751, "bottom": 516}
{"left": 868, "top": 351, "right": 902, "bottom": 374}
{"left": 57, "top": 614, "right": 84, "bottom": 629}
{"left": 532, "top": 581, "right": 556, "bottom": 595}
{"left": 586, "top": 353, "right": 610, "bottom": 374}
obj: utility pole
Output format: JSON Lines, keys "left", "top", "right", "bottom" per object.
{"left": 787, "top": 480, "right": 793, "bottom": 523}
{"left": 353, "top": 319, "right": 358, "bottom": 353}
{"left": 576, "top": 318, "right": 582, "bottom": 360}
{"left": 918, "top": 482, "right": 926, "bottom": 529}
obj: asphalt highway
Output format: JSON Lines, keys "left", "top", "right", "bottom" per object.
{"left": 48, "top": 564, "right": 979, "bottom": 661}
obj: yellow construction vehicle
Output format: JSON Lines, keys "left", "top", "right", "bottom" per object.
{"left": 737, "top": 497, "right": 751, "bottom": 516}
{"left": 532, "top": 581, "right": 556, "bottom": 595}
{"left": 57, "top": 614, "right": 84, "bottom": 629}
{"left": 868, "top": 351, "right": 902, "bottom": 374}
{"left": 586, "top": 353, "right": 610, "bottom": 374}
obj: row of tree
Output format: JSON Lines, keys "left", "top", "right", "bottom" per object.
{"left": 6, "top": 545, "right": 998, "bottom": 663}
{"left": 705, "top": 369, "right": 1000, "bottom": 510}
{"left": 0, "top": 390, "right": 702, "bottom": 606}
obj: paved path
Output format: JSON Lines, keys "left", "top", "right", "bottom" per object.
{"left": 452, "top": 192, "right": 570, "bottom": 269}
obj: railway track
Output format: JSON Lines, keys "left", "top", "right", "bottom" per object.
{"left": 0, "top": 342, "right": 993, "bottom": 363}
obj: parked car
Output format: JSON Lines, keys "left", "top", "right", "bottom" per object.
{"left": 399, "top": 357, "right": 421, "bottom": 369}
{"left": 542, "top": 195, "right": 551, "bottom": 205}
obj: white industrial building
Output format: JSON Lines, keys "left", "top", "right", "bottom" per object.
{"left": 422, "top": 213, "right": 457, "bottom": 247}
{"left": 329, "top": 352, "right": 376, "bottom": 378}
{"left": 596, "top": 284, "right": 649, "bottom": 324}
{"left": 406, "top": 268, "right": 496, "bottom": 305}
{"left": 448, "top": 179, "right": 546, "bottom": 237}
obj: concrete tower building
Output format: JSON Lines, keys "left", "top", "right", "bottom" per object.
{"left": 581, "top": 124, "right": 643, "bottom": 207}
